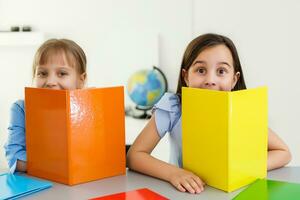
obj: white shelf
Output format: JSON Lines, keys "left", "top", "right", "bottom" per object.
{"left": 0, "top": 32, "right": 44, "bottom": 46}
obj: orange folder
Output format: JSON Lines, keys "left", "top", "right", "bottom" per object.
{"left": 25, "top": 87, "right": 126, "bottom": 185}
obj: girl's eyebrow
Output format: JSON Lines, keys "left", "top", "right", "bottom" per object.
{"left": 193, "top": 60, "right": 206, "bottom": 65}
{"left": 218, "top": 62, "right": 232, "bottom": 68}
{"left": 36, "top": 66, "right": 46, "bottom": 70}
{"left": 193, "top": 60, "right": 232, "bottom": 68}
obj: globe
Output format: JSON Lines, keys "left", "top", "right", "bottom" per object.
{"left": 127, "top": 66, "right": 168, "bottom": 110}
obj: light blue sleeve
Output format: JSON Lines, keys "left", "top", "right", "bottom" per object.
{"left": 4, "top": 100, "right": 26, "bottom": 173}
{"left": 153, "top": 93, "right": 181, "bottom": 138}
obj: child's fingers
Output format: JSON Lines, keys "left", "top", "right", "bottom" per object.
{"left": 188, "top": 178, "right": 202, "bottom": 193}
{"left": 181, "top": 180, "right": 196, "bottom": 194}
{"left": 175, "top": 182, "right": 186, "bottom": 192}
{"left": 192, "top": 176, "right": 205, "bottom": 191}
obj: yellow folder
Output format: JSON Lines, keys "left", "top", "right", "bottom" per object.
{"left": 182, "top": 87, "right": 268, "bottom": 192}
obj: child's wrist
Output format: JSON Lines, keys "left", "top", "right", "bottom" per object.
{"left": 166, "top": 165, "right": 181, "bottom": 182}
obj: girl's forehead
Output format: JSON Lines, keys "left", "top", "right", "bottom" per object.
{"left": 39, "top": 49, "right": 75, "bottom": 67}
{"left": 194, "top": 45, "right": 233, "bottom": 63}
{"left": 199, "top": 45, "right": 231, "bottom": 56}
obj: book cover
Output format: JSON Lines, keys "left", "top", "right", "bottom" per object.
{"left": 25, "top": 87, "right": 126, "bottom": 185}
{"left": 182, "top": 87, "right": 268, "bottom": 192}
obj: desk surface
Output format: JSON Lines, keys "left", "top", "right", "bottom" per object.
{"left": 15, "top": 166, "right": 299, "bottom": 200}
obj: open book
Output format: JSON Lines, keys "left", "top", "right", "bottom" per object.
{"left": 182, "top": 87, "right": 268, "bottom": 192}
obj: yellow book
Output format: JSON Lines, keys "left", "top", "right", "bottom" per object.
{"left": 182, "top": 87, "right": 268, "bottom": 192}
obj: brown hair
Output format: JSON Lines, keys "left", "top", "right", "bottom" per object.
{"left": 176, "top": 33, "right": 246, "bottom": 95}
{"left": 32, "top": 39, "right": 87, "bottom": 78}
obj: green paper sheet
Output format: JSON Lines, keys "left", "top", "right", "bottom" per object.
{"left": 232, "top": 179, "right": 300, "bottom": 200}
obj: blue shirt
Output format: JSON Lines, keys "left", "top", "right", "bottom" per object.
{"left": 153, "top": 93, "right": 182, "bottom": 167}
{"left": 4, "top": 100, "right": 26, "bottom": 173}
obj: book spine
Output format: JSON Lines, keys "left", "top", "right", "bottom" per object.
{"left": 66, "top": 90, "right": 72, "bottom": 185}
{"left": 227, "top": 93, "right": 232, "bottom": 191}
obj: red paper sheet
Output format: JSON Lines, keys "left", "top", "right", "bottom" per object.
{"left": 90, "top": 188, "right": 169, "bottom": 200}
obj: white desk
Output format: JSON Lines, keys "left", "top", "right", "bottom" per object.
{"left": 17, "top": 167, "right": 300, "bottom": 200}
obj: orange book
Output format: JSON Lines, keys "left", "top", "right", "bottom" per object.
{"left": 25, "top": 87, "right": 126, "bottom": 185}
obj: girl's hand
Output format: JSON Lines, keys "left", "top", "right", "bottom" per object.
{"left": 16, "top": 160, "right": 27, "bottom": 172}
{"left": 168, "top": 168, "right": 205, "bottom": 194}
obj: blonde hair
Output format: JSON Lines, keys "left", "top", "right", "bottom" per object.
{"left": 32, "top": 39, "right": 87, "bottom": 78}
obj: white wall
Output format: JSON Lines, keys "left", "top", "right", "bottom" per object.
{"left": 0, "top": 0, "right": 192, "bottom": 169}
{"left": 0, "top": 0, "right": 299, "bottom": 169}
{"left": 192, "top": 0, "right": 300, "bottom": 166}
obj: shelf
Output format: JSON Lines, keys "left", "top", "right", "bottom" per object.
{"left": 0, "top": 32, "right": 44, "bottom": 46}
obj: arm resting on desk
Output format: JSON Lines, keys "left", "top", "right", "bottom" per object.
{"left": 127, "top": 115, "right": 205, "bottom": 194}
{"left": 267, "top": 128, "right": 292, "bottom": 171}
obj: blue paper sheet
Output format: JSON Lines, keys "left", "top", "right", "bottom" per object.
{"left": 0, "top": 173, "right": 52, "bottom": 200}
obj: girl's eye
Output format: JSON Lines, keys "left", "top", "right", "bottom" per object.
{"left": 36, "top": 71, "right": 47, "bottom": 77}
{"left": 217, "top": 68, "right": 228, "bottom": 75}
{"left": 197, "top": 68, "right": 206, "bottom": 74}
{"left": 58, "top": 71, "right": 68, "bottom": 77}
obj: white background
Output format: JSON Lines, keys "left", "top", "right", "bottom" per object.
{"left": 0, "top": 0, "right": 299, "bottom": 169}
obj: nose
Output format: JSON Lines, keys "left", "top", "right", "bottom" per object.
{"left": 45, "top": 75, "right": 58, "bottom": 89}
{"left": 204, "top": 73, "right": 216, "bottom": 87}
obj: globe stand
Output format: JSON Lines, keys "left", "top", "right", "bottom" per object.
{"left": 134, "top": 106, "right": 152, "bottom": 119}
{"left": 125, "top": 106, "right": 152, "bottom": 119}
